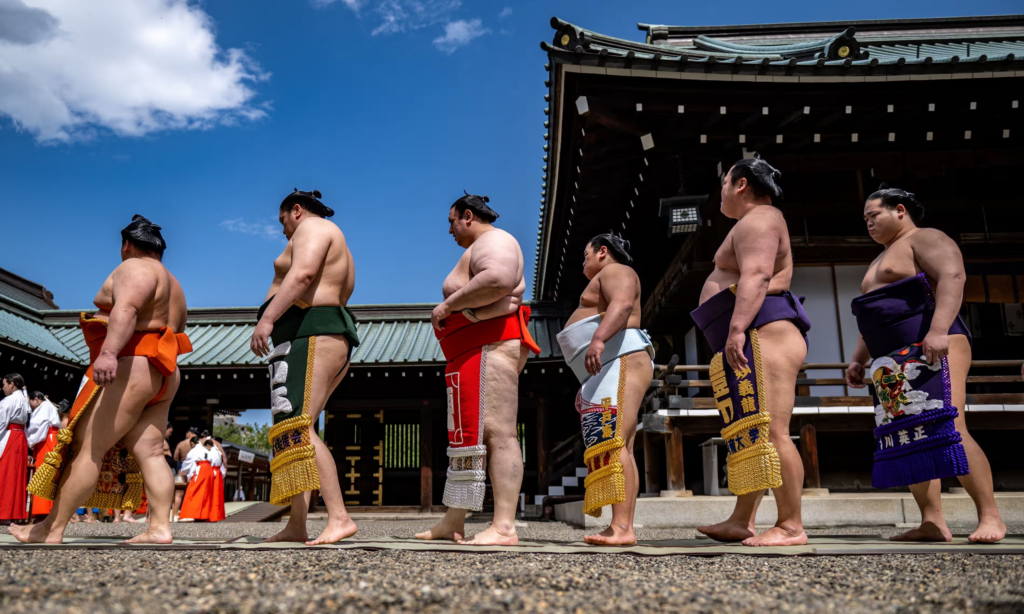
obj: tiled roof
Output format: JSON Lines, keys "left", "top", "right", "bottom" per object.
{"left": 0, "top": 301, "right": 81, "bottom": 364}
{"left": 0, "top": 269, "right": 58, "bottom": 310}
{"left": 8, "top": 303, "right": 568, "bottom": 368}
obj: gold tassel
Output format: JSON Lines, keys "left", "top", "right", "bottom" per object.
{"left": 268, "top": 413, "right": 319, "bottom": 506}
{"left": 582, "top": 449, "right": 626, "bottom": 517}
{"left": 27, "top": 391, "right": 94, "bottom": 502}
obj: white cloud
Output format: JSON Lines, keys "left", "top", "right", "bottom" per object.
{"left": 0, "top": 0, "right": 268, "bottom": 142}
{"left": 315, "top": 0, "right": 461, "bottom": 36}
{"left": 372, "top": 0, "right": 461, "bottom": 36}
{"left": 220, "top": 219, "right": 284, "bottom": 242}
{"left": 498, "top": 7, "right": 511, "bottom": 19}
{"left": 311, "top": 0, "right": 364, "bottom": 10}
{"left": 432, "top": 18, "right": 487, "bottom": 54}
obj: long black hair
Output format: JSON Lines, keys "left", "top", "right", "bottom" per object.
{"left": 589, "top": 232, "right": 633, "bottom": 265}
{"left": 121, "top": 215, "right": 166, "bottom": 257}
{"left": 451, "top": 192, "right": 499, "bottom": 223}
{"left": 280, "top": 189, "right": 335, "bottom": 218}
{"left": 728, "top": 155, "right": 783, "bottom": 200}
{"left": 867, "top": 183, "right": 925, "bottom": 223}
{"left": 3, "top": 373, "right": 25, "bottom": 389}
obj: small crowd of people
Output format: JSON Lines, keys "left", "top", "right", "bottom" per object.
{"left": 0, "top": 372, "right": 226, "bottom": 525}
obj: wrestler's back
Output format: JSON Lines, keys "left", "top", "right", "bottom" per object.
{"left": 860, "top": 228, "right": 943, "bottom": 293}
{"left": 565, "top": 265, "right": 643, "bottom": 328}
{"left": 442, "top": 229, "right": 526, "bottom": 321}
{"left": 267, "top": 218, "right": 355, "bottom": 307}
{"left": 92, "top": 259, "right": 187, "bottom": 333}
{"left": 699, "top": 206, "right": 793, "bottom": 304}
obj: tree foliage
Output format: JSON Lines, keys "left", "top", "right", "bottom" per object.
{"left": 213, "top": 422, "right": 272, "bottom": 453}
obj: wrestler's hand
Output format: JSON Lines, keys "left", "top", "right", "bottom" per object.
{"left": 921, "top": 331, "right": 950, "bottom": 365}
{"left": 585, "top": 340, "right": 605, "bottom": 376}
{"left": 431, "top": 302, "right": 452, "bottom": 331}
{"left": 846, "top": 361, "right": 867, "bottom": 389}
{"left": 93, "top": 352, "right": 119, "bottom": 386}
{"left": 251, "top": 319, "right": 273, "bottom": 357}
{"left": 724, "top": 330, "right": 748, "bottom": 373}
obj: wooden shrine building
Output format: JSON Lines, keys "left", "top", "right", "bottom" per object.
{"left": 536, "top": 14, "right": 1024, "bottom": 494}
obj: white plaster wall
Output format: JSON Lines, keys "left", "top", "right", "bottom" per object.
{"left": 790, "top": 266, "right": 845, "bottom": 397}
{"left": 834, "top": 265, "right": 872, "bottom": 396}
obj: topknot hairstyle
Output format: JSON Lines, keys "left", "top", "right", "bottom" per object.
{"left": 728, "top": 155, "right": 784, "bottom": 200}
{"left": 280, "top": 189, "right": 335, "bottom": 218}
{"left": 121, "top": 215, "right": 167, "bottom": 258}
{"left": 867, "top": 183, "right": 925, "bottom": 223}
{"left": 451, "top": 191, "right": 499, "bottom": 223}
{"left": 56, "top": 399, "right": 71, "bottom": 414}
{"left": 589, "top": 232, "right": 633, "bottom": 265}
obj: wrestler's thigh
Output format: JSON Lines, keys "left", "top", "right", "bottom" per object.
{"left": 620, "top": 352, "right": 654, "bottom": 452}
{"left": 755, "top": 320, "right": 807, "bottom": 434}
{"left": 307, "top": 334, "right": 351, "bottom": 423}
{"left": 77, "top": 356, "right": 162, "bottom": 455}
{"left": 946, "top": 334, "right": 972, "bottom": 431}
{"left": 125, "top": 371, "right": 179, "bottom": 461}
{"left": 482, "top": 339, "right": 522, "bottom": 439}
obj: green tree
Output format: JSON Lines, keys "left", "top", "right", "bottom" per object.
{"left": 213, "top": 421, "right": 273, "bottom": 454}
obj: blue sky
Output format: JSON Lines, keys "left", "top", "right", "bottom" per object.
{"left": 2, "top": 0, "right": 1018, "bottom": 314}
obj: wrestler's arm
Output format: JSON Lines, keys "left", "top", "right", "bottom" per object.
{"left": 913, "top": 229, "right": 967, "bottom": 364}
{"left": 433, "top": 232, "right": 519, "bottom": 329}
{"left": 93, "top": 260, "right": 159, "bottom": 385}
{"left": 251, "top": 223, "right": 333, "bottom": 356}
{"left": 846, "top": 335, "right": 871, "bottom": 389}
{"left": 584, "top": 266, "right": 638, "bottom": 376}
{"left": 725, "top": 215, "right": 781, "bottom": 371}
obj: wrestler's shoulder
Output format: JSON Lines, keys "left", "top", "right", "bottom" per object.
{"left": 909, "top": 227, "right": 954, "bottom": 244}
{"left": 596, "top": 262, "right": 638, "bottom": 280}
{"left": 476, "top": 228, "right": 521, "bottom": 251}
{"left": 297, "top": 216, "right": 344, "bottom": 237}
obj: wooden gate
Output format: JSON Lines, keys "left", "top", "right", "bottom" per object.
{"left": 333, "top": 409, "right": 385, "bottom": 507}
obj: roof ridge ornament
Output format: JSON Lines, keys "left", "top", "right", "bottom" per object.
{"left": 694, "top": 26, "right": 868, "bottom": 61}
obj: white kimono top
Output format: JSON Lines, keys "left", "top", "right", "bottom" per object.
{"left": 27, "top": 399, "right": 60, "bottom": 449}
{"left": 0, "top": 389, "right": 30, "bottom": 459}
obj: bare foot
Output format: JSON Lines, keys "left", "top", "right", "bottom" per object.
{"left": 306, "top": 518, "right": 358, "bottom": 546}
{"left": 742, "top": 525, "right": 808, "bottom": 547}
{"left": 125, "top": 527, "right": 173, "bottom": 545}
{"left": 69, "top": 516, "right": 80, "bottom": 524}
{"left": 890, "top": 521, "right": 952, "bottom": 542}
{"left": 9, "top": 522, "right": 63, "bottom": 545}
{"left": 458, "top": 525, "right": 518, "bottom": 546}
{"left": 968, "top": 516, "right": 1006, "bottom": 544}
{"left": 263, "top": 525, "right": 309, "bottom": 544}
{"left": 123, "top": 515, "right": 140, "bottom": 524}
{"left": 414, "top": 520, "right": 465, "bottom": 542}
{"left": 84, "top": 517, "right": 98, "bottom": 524}
{"left": 584, "top": 524, "right": 637, "bottom": 546}
{"left": 697, "top": 520, "right": 755, "bottom": 543}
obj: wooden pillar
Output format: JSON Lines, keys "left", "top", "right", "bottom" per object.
{"left": 536, "top": 395, "right": 549, "bottom": 495}
{"left": 247, "top": 464, "right": 256, "bottom": 501}
{"left": 664, "top": 422, "right": 686, "bottom": 492}
{"left": 419, "top": 405, "right": 433, "bottom": 512}
{"left": 308, "top": 489, "right": 319, "bottom": 513}
{"left": 800, "top": 423, "right": 821, "bottom": 489}
{"left": 642, "top": 431, "right": 663, "bottom": 494}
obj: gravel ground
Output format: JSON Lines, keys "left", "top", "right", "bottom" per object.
{"left": 2, "top": 520, "right": 1023, "bottom": 613}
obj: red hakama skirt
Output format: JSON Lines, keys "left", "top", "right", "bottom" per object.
{"left": 179, "top": 461, "right": 225, "bottom": 522}
{"left": 0, "top": 424, "right": 28, "bottom": 521}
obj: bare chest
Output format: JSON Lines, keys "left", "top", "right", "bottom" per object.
{"left": 713, "top": 233, "right": 739, "bottom": 271}
{"left": 578, "top": 278, "right": 604, "bottom": 310}
{"left": 93, "top": 275, "right": 115, "bottom": 310}
{"left": 273, "top": 248, "right": 292, "bottom": 280}
{"left": 864, "top": 243, "right": 920, "bottom": 292}
{"left": 442, "top": 251, "right": 472, "bottom": 299}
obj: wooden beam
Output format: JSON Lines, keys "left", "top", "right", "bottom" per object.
{"left": 664, "top": 423, "right": 686, "bottom": 492}
{"left": 800, "top": 423, "right": 821, "bottom": 489}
